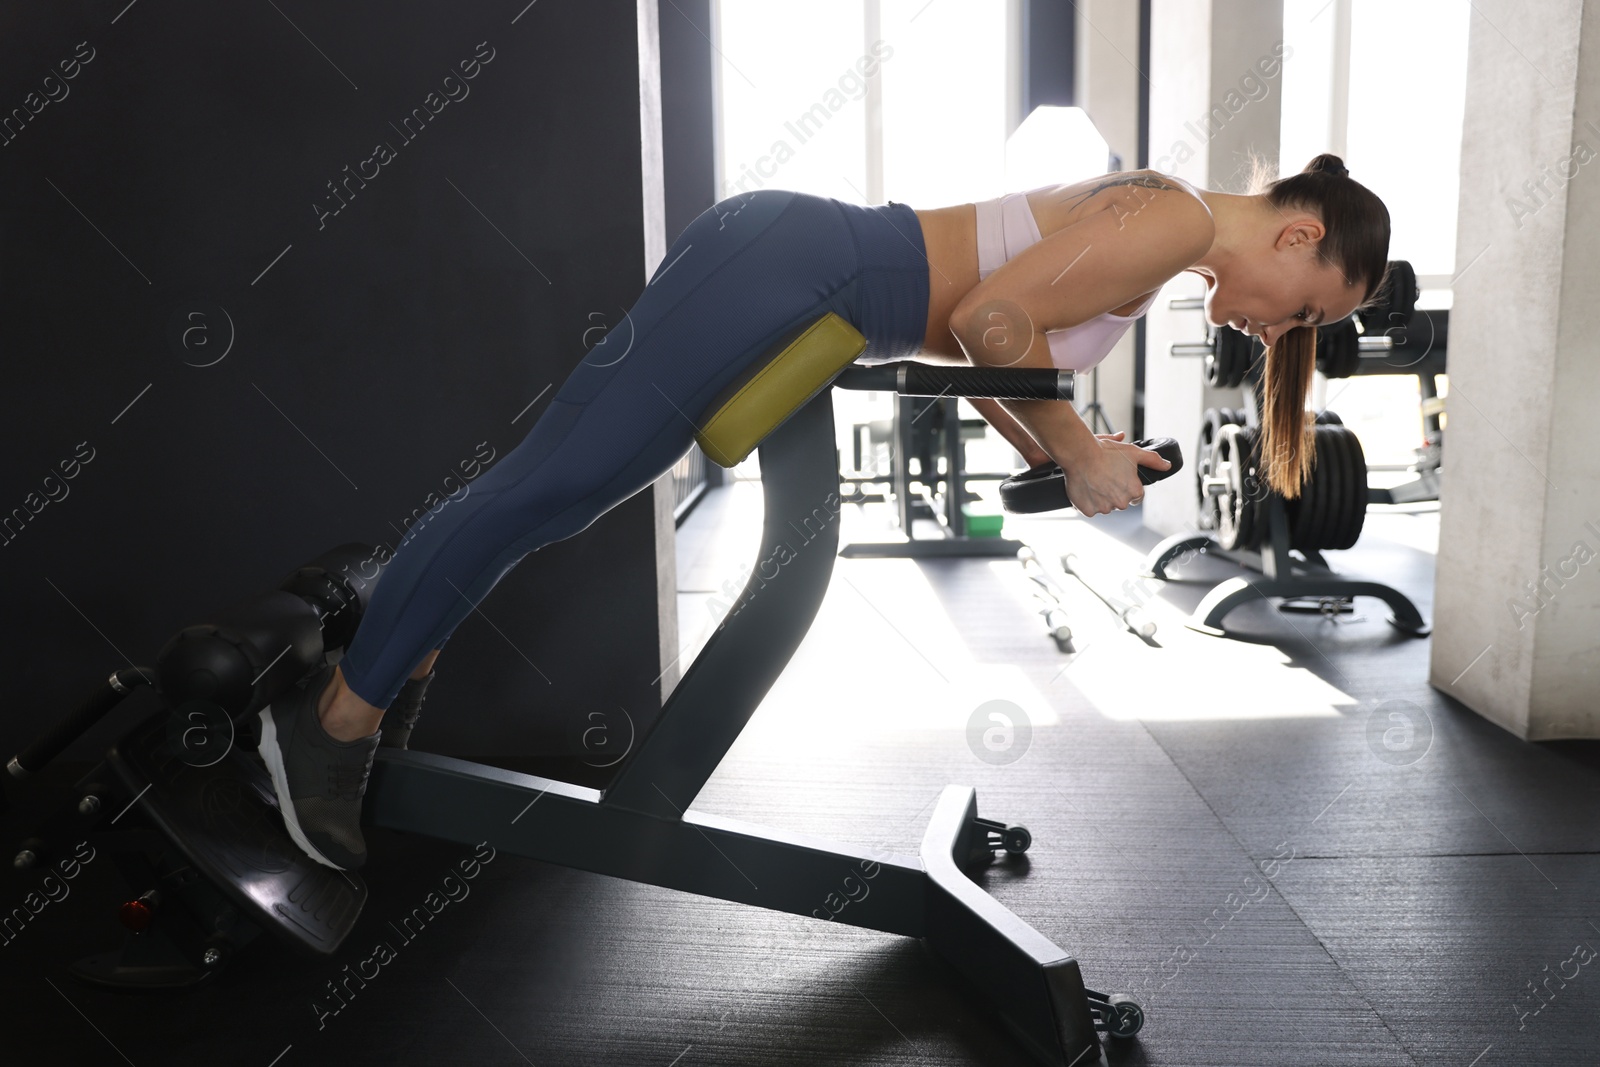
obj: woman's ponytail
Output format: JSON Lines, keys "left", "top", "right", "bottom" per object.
{"left": 1248, "top": 153, "right": 1389, "bottom": 498}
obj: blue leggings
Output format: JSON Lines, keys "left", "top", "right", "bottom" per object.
{"left": 339, "top": 189, "right": 931, "bottom": 709}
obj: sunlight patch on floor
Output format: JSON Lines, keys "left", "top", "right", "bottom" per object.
{"left": 985, "top": 521, "right": 1355, "bottom": 722}
{"left": 744, "top": 556, "right": 1063, "bottom": 745}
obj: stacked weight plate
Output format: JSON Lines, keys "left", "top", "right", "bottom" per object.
{"left": 1195, "top": 413, "right": 1368, "bottom": 553}
{"left": 1285, "top": 421, "right": 1368, "bottom": 552}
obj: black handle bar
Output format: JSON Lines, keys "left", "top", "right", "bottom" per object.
{"left": 834, "top": 361, "right": 1073, "bottom": 401}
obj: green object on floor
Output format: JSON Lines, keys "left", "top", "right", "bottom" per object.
{"left": 962, "top": 504, "right": 1004, "bottom": 537}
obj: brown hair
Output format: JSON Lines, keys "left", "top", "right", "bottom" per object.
{"left": 1245, "top": 153, "right": 1391, "bottom": 497}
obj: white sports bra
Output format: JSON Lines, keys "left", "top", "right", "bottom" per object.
{"left": 974, "top": 185, "right": 1158, "bottom": 372}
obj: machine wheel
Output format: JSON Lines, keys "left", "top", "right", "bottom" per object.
{"left": 1105, "top": 995, "right": 1145, "bottom": 1038}
{"left": 1002, "top": 825, "right": 1032, "bottom": 855}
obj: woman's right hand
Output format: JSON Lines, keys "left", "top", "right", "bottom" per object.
{"left": 1061, "top": 432, "right": 1170, "bottom": 517}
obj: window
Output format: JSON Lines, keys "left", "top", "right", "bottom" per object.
{"left": 714, "top": 1, "right": 1012, "bottom": 206}
{"left": 1346, "top": 0, "right": 1470, "bottom": 282}
{"left": 1281, "top": 0, "right": 1471, "bottom": 282}
{"left": 713, "top": 1, "right": 1017, "bottom": 479}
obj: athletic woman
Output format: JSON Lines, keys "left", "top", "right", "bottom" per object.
{"left": 259, "top": 152, "right": 1390, "bottom": 870}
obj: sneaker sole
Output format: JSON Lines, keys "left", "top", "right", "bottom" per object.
{"left": 257, "top": 705, "right": 347, "bottom": 871}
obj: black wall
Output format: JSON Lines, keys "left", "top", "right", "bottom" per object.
{"left": 0, "top": 0, "right": 682, "bottom": 761}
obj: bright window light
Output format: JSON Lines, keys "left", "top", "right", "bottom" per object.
{"left": 1344, "top": 0, "right": 1470, "bottom": 279}
{"left": 715, "top": 0, "right": 1010, "bottom": 206}
{"left": 1280, "top": 0, "right": 1470, "bottom": 278}
{"left": 1004, "top": 106, "right": 1112, "bottom": 191}
{"left": 879, "top": 1, "right": 1011, "bottom": 206}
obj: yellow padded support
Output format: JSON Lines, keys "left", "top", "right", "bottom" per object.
{"left": 695, "top": 312, "right": 868, "bottom": 468}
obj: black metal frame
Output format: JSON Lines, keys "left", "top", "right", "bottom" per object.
{"left": 833, "top": 363, "right": 1075, "bottom": 560}
{"left": 1158, "top": 300, "right": 1435, "bottom": 638}
{"left": 9, "top": 359, "right": 1135, "bottom": 1063}
{"left": 364, "top": 386, "right": 1119, "bottom": 1065}
{"left": 1142, "top": 499, "right": 1430, "bottom": 637}
{"left": 838, "top": 393, "right": 1027, "bottom": 558}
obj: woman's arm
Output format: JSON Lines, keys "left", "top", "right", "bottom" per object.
{"left": 968, "top": 397, "right": 1052, "bottom": 468}
{"left": 894, "top": 346, "right": 1052, "bottom": 467}
{"left": 945, "top": 191, "right": 1211, "bottom": 512}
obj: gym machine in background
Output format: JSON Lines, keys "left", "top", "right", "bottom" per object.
{"left": 1152, "top": 260, "right": 1433, "bottom": 637}
{"left": 838, "top": 392, "right": 1026, "bottom": 558}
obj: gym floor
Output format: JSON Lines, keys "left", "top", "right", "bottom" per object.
{"left": 6, "top": 481, "right": 1599, "bottom": 1066}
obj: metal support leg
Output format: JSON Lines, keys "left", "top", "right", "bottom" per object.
{"left": 921, "top": 787, "right": 1102, "bottom": 1066}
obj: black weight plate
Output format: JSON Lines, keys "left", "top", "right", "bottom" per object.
{"left": 1329, "top": 424, "right": 1357, "bottom": 552}
{"left": 1338, "top": 425, "right": 1369, "bottom": 549}
{"left": 1385, "top": 260, "right": 1419, "bottom": 325}
{"left": 1219, "top": 331, "right": 1239, "bottom": 388}
{"left": 1211, "top": 327, "right": 1250, "bottom": 389}
{"left": 1318, "top": 424, "right": 1342, "bottom": 551}
{"left": 1135, "top": 437, "right": 1184, "bottom": 484}
{"left": 1333, "top": 424, "right": 1360, "bottom": 551}
{"left": 1241, "top": 427, "right": 1263, "bottom": 551}
{"left": 1358, "top": 260, "right": 1419, "bottom": 336}
{"left": 1312, "top": 422, "right": 1337, "bottom": 550}
{"left": 1393, "top": 306, "right": 1448, "bottom": 353}
{"left": 1314, "top": 327, "right": 1334, "bottom": 377}
{"left": 1320, "top": 424, "right": 1347, "bottom": 552}
{"left": 1319, "top": 319, "right": 1361, "bottom": 379}
{"left": 998, "top": 461, "right": 1069, "bottom": 514}
{"left": 1221, "top": 329, "right": 1241, "bottom": 387}
{"left": 1232, "top": 331, "right": 1256, "bottom": 389}
{"left": 1000, "top": 438, "right": 1184, "bottom": 515}
{"left": 1317, "top": 424, "right": 1344, "bottom": 551}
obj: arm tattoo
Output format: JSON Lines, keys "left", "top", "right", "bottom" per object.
{"left": 1056, "top": 174, "right": 1183, "bottom": 212}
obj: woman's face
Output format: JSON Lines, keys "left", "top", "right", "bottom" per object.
{"left": 1203, "top": 218, "right": 1365, "bottom": 347}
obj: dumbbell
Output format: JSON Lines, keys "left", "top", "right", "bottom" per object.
{"left": 999, "top": 438, "right": 1185, "bottom": 514}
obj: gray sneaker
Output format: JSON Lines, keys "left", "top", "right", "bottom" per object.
{"left": 257, "top": 663, "right": 380, "bottom": 870}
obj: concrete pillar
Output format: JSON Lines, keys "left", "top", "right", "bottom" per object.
{"left": 1431, "top": 0, "right": 1600, "bottom": 739}
{"left": 1142, "top": 0, "right": 1284, "bottom": 535}
{"left": 1073, "top": 0, "right": 1143, "bottom": 435}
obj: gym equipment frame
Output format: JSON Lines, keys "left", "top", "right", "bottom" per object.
{"left": 838, "top": 392, "right": 1028, "bottom": 559}
{"left": 8, "top": 355, "right": 1142, "bottom": 1066}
